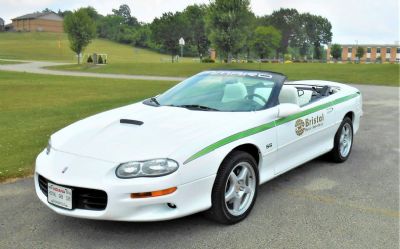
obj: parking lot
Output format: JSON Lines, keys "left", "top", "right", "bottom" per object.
{"left": 0, "top": 84, "right": 398, "bottom": 249}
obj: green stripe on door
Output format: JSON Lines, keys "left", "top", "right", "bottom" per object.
{"left": 183, "top": 93, "right": 359, "bottom": 164}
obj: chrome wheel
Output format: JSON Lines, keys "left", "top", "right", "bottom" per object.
{"left": 339, "top": 122, "right": 353, "bottom": 157}
{"left": 224, "top": 162, "right": 256, "bottom": 216}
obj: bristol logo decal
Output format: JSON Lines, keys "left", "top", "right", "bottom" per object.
{"left": 295, "top": 113, "right": 324, "bottom": 136}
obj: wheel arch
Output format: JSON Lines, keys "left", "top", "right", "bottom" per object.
{"left": 228, "top": 143, "right": 261, "bottom": 169}
{"left": 344, "top": 111, "right": 355, "bottom": 124}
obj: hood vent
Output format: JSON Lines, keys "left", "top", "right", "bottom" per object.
{"left": 120, "top": 119, "right": 143, "bottom": 126}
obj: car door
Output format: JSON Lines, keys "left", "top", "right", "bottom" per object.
{"left": 273, "top": 85, "right": 335, "bottom": 175}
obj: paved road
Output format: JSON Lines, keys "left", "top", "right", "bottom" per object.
{"left": 0, "top": 59, "right": 185, "bottom": 81}
{"left": 0, "top": 84, "right": 399, "bottom": 249}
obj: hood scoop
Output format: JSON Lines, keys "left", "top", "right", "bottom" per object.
{"left": 120, "top": 119, "right": 143, "bottom": 126}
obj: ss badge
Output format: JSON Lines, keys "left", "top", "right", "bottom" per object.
{"left": 266, "top": 143, "right": 272, "bottom": 150}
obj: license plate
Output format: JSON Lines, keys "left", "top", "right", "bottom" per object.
{"left": 48, "top": 183, "right": 73, "bottom": 210}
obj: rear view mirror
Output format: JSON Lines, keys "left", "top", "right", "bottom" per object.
{"left": 278, "top": 103, "right": 301, "bottom": 118}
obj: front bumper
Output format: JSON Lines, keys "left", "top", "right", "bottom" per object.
{"left": 35, "top": 150, "right": 216, "bottom": 221}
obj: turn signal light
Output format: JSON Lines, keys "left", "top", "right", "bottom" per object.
{"left": 130, "top": 187, "right": 177, "bottom": 198}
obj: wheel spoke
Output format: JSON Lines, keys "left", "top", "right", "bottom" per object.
{"left": 225, "top": 188, "right": 236, "bottom": 202}
{"left": 345, "top": 127, "right": 350, "bottom": 136}
{"left": 340, "top": 133, "right": 345, "bottom": 143}
{"left": 237, "top": 167, "right": 248, "bottom": 181}
{"left": 233, "top": 196, "right": 241, "bottom": 211}
{"left": 244, "top": 186, "right": 252, "bottom": 194}
{"left": 229, "top": 172, "right": 238, "bottom": 185}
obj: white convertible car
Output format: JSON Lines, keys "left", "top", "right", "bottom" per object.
{"left": 35, "top": 70, "right": 362, "bottom": 224}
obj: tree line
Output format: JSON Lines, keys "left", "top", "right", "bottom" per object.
{"left": 60, "top": 0, "right": 333, "bottom": 63}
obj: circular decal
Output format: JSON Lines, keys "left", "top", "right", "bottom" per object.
{"left": 295, "top": 119, "right": 305, "bottom": 136}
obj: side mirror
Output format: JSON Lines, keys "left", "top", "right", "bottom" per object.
{"left": 278, "top": 103, "right": 301, "bottom": 118}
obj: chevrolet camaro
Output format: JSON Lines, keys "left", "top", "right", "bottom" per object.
{"left": 35, "top": 70, "right": 362, "bottom": 224}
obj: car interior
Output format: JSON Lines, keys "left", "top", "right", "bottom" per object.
{"left": 279, "top": 84, "right": 338, "bottom": 107}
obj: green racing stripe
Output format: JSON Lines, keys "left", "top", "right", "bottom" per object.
{"left": 183, "top": 92, "right": 360, "bottom": 164}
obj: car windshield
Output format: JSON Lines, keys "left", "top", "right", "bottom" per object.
{"left": 153, "top": 71, "right": 285, "bottom": 112}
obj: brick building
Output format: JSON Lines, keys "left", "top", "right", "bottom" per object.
{"left": 327, "top": 44, "right": 400, "bottom": 63}
{"left": 11, "top": 12, "right": 63, "bottom": 33}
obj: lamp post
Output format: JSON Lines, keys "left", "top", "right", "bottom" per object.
{"left": 179, "top": 37, "right": 185, "bottom": 58}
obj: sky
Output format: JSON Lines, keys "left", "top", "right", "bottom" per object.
{"left": 0, "top": 0, "right": 399, "bottom": 44}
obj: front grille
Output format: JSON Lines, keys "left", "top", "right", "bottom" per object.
{"left": 38, "top": 175, "right": 107, "bottom": 211}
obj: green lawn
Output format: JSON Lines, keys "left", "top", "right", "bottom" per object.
{"left": 0, "top": 32, "right": 186, "bottom": 63}
{"left": 0, "top": 71, "right": 177, "bottom": 182}
{"left": 52, "top": 62, "right": 400, "bottom": 86}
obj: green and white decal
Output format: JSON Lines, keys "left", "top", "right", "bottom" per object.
{"left": 184, "top": 92, "right": 360, "bottom": 164}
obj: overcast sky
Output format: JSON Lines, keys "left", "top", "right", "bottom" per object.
{"left": 1, "top": 0, "right": 399, "bottom": 44}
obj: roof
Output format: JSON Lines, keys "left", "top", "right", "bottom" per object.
{"left": 333, "top": 43, "right": 399, "bottom": 47}
{"left": 12, "top": 12, "right": 63, "bottom": 21}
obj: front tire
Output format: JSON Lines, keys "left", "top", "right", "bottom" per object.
{"left": 329, "top": 117, "right": 354, "bottom": 163}
{"left": 206, "top": 151, "right": 259, "bottom": 224}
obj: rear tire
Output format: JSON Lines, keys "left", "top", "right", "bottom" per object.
{"left": 205, "top": 151, "right": 259, "bottom": 224}
{"left": 329, "top": 117, "right": 353, "bottom": 163}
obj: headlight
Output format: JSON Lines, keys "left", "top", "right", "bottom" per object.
{"left": 46, "top": 138, "right": 52, "bottom": 155}
{"left": 116, "top": 159, "right": 179, "bottom": 178}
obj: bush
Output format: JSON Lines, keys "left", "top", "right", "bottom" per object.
{"left": 87, "top": 55, "right": 93, "bottom": 63}
{"left": 98, "top": 55, "right": 103, "bottom": 64}
{"left": 201, "top": 58, "right": 215, "bottom": 63}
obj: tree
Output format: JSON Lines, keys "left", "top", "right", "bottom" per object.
{"left": 262, "top": 8, "right": 301, "bottom": 58}
{"left": 42, "top": 8, "right": 54, "bottom": 13}
{"left": 251, "top": 26, "right": 281, "bottom": 59}
{"left": 63, "top": 9, "right": 96, "bottom": 64}
{"left": 112, "top": 4, "right": 139, "bottom": 26}
{"left": 206, "top": 0, "right": 253, "bottom": 62}
{"left": 182, "top": 5, "right": 210, "bottom": 59}
{"left": 299, "top": 13, "right": 332, "bottom": 59}
{"left": 330, "top": 44, "right": 342, "bottom": 62}
{"left": 151, "top": 12, "right": 188, "bottom": 62}
{"left": 356, "top": 46, "right": 365, "bottom": 62}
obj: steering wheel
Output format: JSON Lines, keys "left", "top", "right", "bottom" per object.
{"left": 245, "top": 93, "right": 268, "bottom": 105}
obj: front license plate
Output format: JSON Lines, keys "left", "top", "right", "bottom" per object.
{"left": 48, "top": 183, "right": 73, "bottom": 210}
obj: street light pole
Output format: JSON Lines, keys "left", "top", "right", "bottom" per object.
{"left": 179, "top": 37, "right": 185, "bottom": 58}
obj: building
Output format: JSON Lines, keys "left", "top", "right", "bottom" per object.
{"left": 11, "top": 12, "right": 63, "bottom": 33}
{"left": 0, "top": 18, "right": 4, "bottom": 31}
{"left": 327, "top": 44, "right": 400, "bottom": 63}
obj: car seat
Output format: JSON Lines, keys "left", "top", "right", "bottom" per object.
{"left": 279, "top": 85, "right": 299, "bottom": 105}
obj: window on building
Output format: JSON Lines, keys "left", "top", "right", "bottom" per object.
{"left": 386, "top": 47, "right": 391, "bottom": 54}
{"left": 348, "top": 47, "right": 352, "bottom": 53}
{"left": 377, "top": 47, "right": 381, "bottom": 53}
{"left": 366, "top": 58, "right": 371, "bottom": 62}
{"left": 367, "top": 47, "right": 371, "bottom": 53}
{"left": 397, "top": 47, "right": 400, "bottom": 53}
{"left": 386, "top": 58, "right": 390, "bottom": 62}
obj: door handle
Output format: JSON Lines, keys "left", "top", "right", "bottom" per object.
{"left": 326, "top": 107, "right": 334, "bottom": 113}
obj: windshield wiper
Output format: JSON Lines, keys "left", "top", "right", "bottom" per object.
{"left": 172, "top": 104, "right": 219, "bottom": 111}
{"left": 150, "top": 97, "right": 160, "bottom": 106}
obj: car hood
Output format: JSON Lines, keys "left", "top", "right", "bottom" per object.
{"left": 51, "top": 102, "right": 256, "bottom": 163}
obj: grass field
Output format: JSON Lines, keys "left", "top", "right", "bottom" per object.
{"left": 52, "top": 62, "right": 400, "bottom": 86}
{"left": 0, "top": 32, "right": 186, "bottom": 63}
{"left": 0, "top": 70, "right": 176, "bottom": 182}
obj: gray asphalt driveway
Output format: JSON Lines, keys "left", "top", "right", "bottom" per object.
{"left": 0, "top": 84, "right": 398, "bottom": 249}
{"left": 0, "top": 59, "right": 185, "bottom": 81}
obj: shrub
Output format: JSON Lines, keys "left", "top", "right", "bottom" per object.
{"left": 87, "top": 55, "right": 93, "bottom": 63}
{"left": 98, "top": 55, "right": 103, "bottom": 64}
{"left": 201, "top": 58, "right": 215, "bottom": 63}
